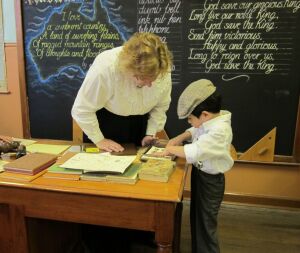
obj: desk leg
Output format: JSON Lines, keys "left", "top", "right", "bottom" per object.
{"left": 173, "top": 202, "right": 183, "bottom": 253}
{"left": 154, "top": 202, "right": 176, "bottom": 253}
{"left": 0, "top": 203, "right": 28, "bottom": 253}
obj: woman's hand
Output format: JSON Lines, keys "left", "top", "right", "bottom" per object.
{"left": 141, "top": 135, "right": 157, "bottom": 146}
{"left": 96, "top": 139, "right": 124, "bottom": 152}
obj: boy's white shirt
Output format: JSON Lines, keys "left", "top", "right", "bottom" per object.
{"left": 184, "top": 110, "right": 234, "bottom": 174}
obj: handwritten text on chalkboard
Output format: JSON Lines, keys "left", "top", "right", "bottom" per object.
{"left": 187, "top": 0, "right": 299, "bottom": 80}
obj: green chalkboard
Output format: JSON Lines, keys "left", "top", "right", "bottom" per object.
{"left": 16, "top": 0, "right": 300, "bottom": 156}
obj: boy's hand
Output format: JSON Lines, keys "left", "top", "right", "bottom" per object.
{"left": 152, "top": 147, "right": 171, "bottom": 157}
{"left": 166, "top": 132, "right": 191, "bottom": 147}
{"left": 166, "top": 137, "right": 182, "bottom": 147}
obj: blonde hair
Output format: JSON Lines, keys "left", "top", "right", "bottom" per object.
{"left": 118, "top": 32, "right": 173, "bottom": 79}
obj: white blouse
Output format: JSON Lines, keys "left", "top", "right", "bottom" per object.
{"left": 72, "top": 47, "right": 172, "bottom": 144}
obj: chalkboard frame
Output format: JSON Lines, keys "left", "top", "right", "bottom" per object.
{"left": 14, "top": 0, "right": 300, "bottom": 163}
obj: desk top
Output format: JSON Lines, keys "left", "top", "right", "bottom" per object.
{"left": 0, "top": 160, "right": 186, "bottom": 203}
{"left": 0, "top": 139, "right": 187, "bottom": 203}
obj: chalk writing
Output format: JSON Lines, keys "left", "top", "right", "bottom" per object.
{"left": 25, "top": 0, "right": 76, "bottom": 5}
{"left": 29, "top": 6, "right": 121, "bottom": 78}
{"left": 137, "top": 0, "right": 183, "bottom": 85}
{"left": 187, "top": 0, "right": 299, "bottom": 77}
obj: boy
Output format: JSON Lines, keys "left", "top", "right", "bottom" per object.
{"left": 160, "top": 79, "right": 234, "bottom": 253}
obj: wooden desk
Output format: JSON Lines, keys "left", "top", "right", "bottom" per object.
{"left": 0, "top": 157, "right": 187, "bottom": 253}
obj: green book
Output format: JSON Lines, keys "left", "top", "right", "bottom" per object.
{"left": 80, "top": 163, "right": 141, "bottom": 184}
{"left": 80, "top": 172, "right": 108, "bottom": 182}
{"left": 47, "top": 164, "right": 83, "bottom": 175}
{"left": 106, "top": 163, "right": 142, "bottom": 185}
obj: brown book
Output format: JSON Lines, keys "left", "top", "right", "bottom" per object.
{"left": 42, "top": 172, "right": 80, "bottom": 181}
{"left": 138, "top": 159, "right": 175, "bottom": 183}
{"left": 0, "top": 170, "right": 47, "bottom": 182}
{"left": 3, "top": 153, "right": 57, "bottom": 175}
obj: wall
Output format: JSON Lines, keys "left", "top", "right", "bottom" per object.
{"left": 0, "top": 1, "right": 22, "bottom": 137}
{"left": 0, "top": 1, "right": 299, "bottom": 207}
{"left": 0, "top": 44, "right": 23, "bottom": 137}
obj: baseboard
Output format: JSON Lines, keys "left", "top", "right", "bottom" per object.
{"left": 183, "top": 190, "right": 300, "bottom": 209}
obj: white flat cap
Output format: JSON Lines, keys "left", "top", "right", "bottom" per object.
{"left": 177, "top": 79, "right": 216, "bottom": 119}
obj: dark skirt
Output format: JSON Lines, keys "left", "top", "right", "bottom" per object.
{"left": 83, "top": 108, "right": 148, "bottom": 146}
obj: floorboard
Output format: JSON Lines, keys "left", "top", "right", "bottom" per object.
{"left": 179, "top": 200, "right": 300, "bottom": 253}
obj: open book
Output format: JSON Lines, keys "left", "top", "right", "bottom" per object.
{"left": 59, "top": 153, "right": 136, "bottom": 174}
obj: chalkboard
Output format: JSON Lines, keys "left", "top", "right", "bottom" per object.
{"left": 17, "top": 0, "right": 300, "bottom": 156}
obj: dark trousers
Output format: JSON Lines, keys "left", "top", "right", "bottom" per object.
{"left": 82, "top": 109, "right": 149, "bottom": 252}
{"left": 190, "top": 166, "right": 225, "bottom": 253}
{"left": 83, "top": 108, "right": 148, "bottom": 146}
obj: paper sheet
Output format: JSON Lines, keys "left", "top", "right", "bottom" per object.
{"left": 60, "top": 153, "right": 136, "bottom": 173}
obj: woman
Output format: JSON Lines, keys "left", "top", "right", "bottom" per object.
{"left": 72, "top": 32, "right": 173, "bottom": 152}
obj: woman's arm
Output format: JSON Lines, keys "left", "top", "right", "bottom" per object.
{"left": 71, "top": 56, "right": 111, "bottom": 145}
{"left": 146, "top": 73, "right": 172, "bottom": 136}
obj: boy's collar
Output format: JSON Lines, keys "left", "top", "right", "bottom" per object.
{"left": 202, "top": 111, "right": 228, "bottom": 129}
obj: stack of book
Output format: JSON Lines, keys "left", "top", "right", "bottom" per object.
{"left": 138, "top": 159, "right": 176, "bottom": 183}
{"left": 3, "top": 153, "right": 57, "bottom": 175}
{"left": 59, "top": 153, "right": 136, "bottom": 174}
{"left": 42, "top": 152, "right": 82, "bottom": 181}
{"left": 0, "top": 170, "right": 47, "bottom": 182}
{"left": 1, "top": 153, "right": 57, "bottom": 182}
{"left": 57, "top": 152, "right": 139, "bottom": 184}
{"left": 80, "top": 172, "right": 107, "bottom": 182}
{"left": 81, "top": 163, "right": 141, "bottom": 184}
{"left": 43, "top": 164, "right": 82, "bottom": 181}
{"left": 106, "top": 163, "right": 141, "bottom": 184}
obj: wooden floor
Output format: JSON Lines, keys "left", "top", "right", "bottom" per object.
{"left": 131, "top": 200, "right": 300, "bottom": 253}
{"left": 27, "top": 200, "right": 300, "bottom": 253}
{"left": 180, "top": 200, "right": 300, "bottom": 253}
